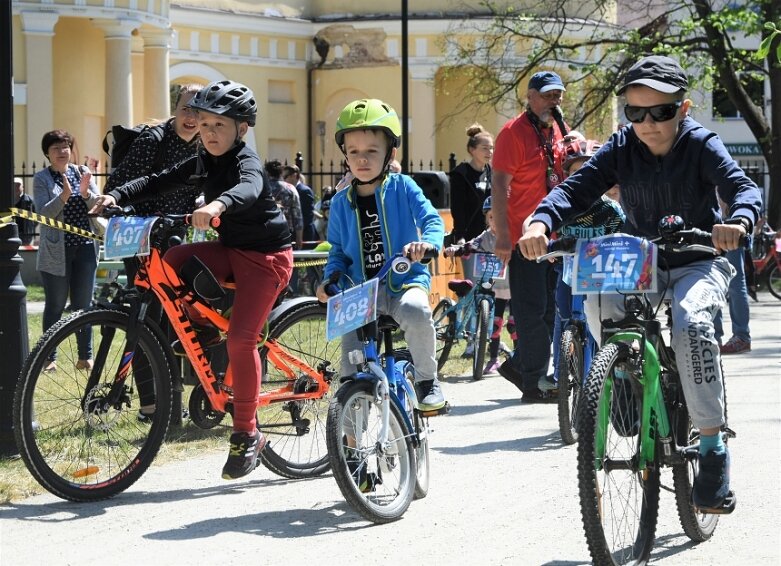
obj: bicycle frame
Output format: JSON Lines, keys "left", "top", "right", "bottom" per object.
{"left": 595, "top": 322, "right": 670, "bottom": 472}
{"left": 105, "top": 220, "right": 329, "bottom": 415}
{"left": 440, "top": 260, "right": 497, "bottom": 343}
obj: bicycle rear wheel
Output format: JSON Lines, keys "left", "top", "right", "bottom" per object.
{"left": 767, "top": 263, "right": 781, "bottom": 300}
{"left": 669, "top": 387, "right": 720, "bottom": 541}
{"left": 394, "top": 350, "right": 430, "bottom": 499}
{"left": 432, "top": 298, "right": 455, "bottom": 371}
{"left": 558, "top": 326, "right": 584, "bottom": 445}
{"left": 326, "top": 380, "right": 416, "bottom": 523}
{"left": 578, "top": 343, "right": 659, "bottom": 566}
{"left": 14, "top": 308, "right": 172, "bottom": 502}
{"left": 471, "top": 298, "right": 490, "bottom": 380}
{"left": 258, "top": 301, "right": 340, "bottom": 479}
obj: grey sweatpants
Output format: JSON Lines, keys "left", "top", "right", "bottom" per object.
{"left": 340, "top": 285, "right": 437, "bottom": 383}
{"left": 585, "top": 256, "right": 735, "bottom": 430}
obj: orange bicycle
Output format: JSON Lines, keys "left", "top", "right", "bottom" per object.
{"left": 13, "top": 212, "right": 340, "bottom": 501}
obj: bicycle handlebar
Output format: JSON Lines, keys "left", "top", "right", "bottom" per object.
{"left": 324, "top": 248, "right": 439, "bottom": 297}
{"left": 92, "top": 207, "right": 220, "bottom": 228}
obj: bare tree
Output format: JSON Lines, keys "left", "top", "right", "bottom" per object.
{"left": 442, "top": 0, "right": 780, "bottom": 226}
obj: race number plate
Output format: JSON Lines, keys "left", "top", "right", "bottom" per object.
{"left": 473, "top": 253, "right": 506, "bottom": 280}
{"left": 572, "top": 234, "right": 657, "bottom": 294}
{"left": 326, "top": 278, "right": 380, "bottom": 340}
{"left": 103, "top": 217, "right": 158, "bottom": 259}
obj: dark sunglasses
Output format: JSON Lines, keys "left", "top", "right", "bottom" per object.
{"left": 624, "top": 101, "right": 682, "bottom": 123}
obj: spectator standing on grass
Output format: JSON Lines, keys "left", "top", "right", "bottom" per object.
{"left": 266, "top": 159, "right": 303, "bottom": 249}
{"left": 14, "top": 177, "right": 36, "bottom": 245}
{"left": 33, "top": 129, "right": 100, "bottom": 372}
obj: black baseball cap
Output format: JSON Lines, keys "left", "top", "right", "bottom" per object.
{"left": 617, "top": 55, "right": 688, "bottom": 95}
{"left": 528, "top": 71, "right": 566, "bottom": 93}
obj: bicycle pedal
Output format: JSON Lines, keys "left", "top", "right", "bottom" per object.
{"left": 419, "top": 402, "right": 451, "bottom": 418}
{"left": 694, "top": 490, "right": 737, "bottom": 515}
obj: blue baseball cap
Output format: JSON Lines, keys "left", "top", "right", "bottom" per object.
{"left": 528, "top": 71, "right": 566, "bottom": 93}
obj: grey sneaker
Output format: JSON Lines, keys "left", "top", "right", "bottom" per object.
{"left": 415, "top": 379, "right": 446, "bottom": 411}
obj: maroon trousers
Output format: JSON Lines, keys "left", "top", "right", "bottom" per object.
{"left": 164, "top": 242, "right": 293, "bottom": 433}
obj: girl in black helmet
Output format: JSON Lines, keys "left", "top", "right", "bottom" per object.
{"left": 92, "top": 80, "right": 293, "bottom": 480}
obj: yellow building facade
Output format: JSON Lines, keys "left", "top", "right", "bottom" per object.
{"left": 12, "top": 0, "right": 615, "bottom": 192}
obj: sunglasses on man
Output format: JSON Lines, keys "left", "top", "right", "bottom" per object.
{"left": 624, "top": 101, "right": 682, "bottom": 124}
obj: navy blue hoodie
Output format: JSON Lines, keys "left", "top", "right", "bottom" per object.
{"left": 532, "top": 117, "right": 762, "bottom": 267}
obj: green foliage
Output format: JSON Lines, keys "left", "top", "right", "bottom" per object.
{"left": 757, "top": 21, "right": 781, "bottom": 63}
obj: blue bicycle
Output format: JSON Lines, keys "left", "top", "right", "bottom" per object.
{"left": 432, "top": 252, "right": 499, "bottom": 380}
{"left": 543, "top": 238, "right": 598, "bottom": 445}
{"left": 325, "top": 252, "right": 445, "bottom": 523}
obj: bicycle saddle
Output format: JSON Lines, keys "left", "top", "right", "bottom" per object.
{"left": 448, "top": 279, "right": 474, "bottom": 297}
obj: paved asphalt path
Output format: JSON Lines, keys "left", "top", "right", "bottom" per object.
{"left": 2, "top": 300, "right": 780, "bottom": 565}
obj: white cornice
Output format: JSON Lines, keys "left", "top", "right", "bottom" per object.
{"left": 171, "top": 6, "right": 312, "bottom": 37}
{"left": 12, "top": 1, "right": 169, "bottom": 29}
{"left": 20, "top": 10, "right": 59, "bottom": 35}
{"left": 171, "top": 51, "right": 307, "bottom": 70}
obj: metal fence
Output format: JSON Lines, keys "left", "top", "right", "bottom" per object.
{"left": 14, "top": 152, "right": 459, "bottom": 201}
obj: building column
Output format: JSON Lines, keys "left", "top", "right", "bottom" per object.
{"left": 410, "top": 64, "right": 437, "bottom": 169}
{"left": 20, "top": 11, "right": 59, "bottom": 167}
{"left": 93, "top": 19, "right": 138, "bottom": 128}
{"left": 140, "top": 27, "right": 173, "bottom": 121}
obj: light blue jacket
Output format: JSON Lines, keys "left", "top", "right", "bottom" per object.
{"left": 33, "top": 164, "right": 100, "bottom": 276}
{"left": 324, "top": 173, "right": 444, "bottom": 295}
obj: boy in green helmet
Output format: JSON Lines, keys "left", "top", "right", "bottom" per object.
{"left": 315, "top": 98, "right": 447, "bottom": 411}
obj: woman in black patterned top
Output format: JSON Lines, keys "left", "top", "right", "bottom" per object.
{"left": 103, "top": 84, "right": 203, "bottom": 421}
{"left": 105, "top": 83, "right": 203, "bottom": 217}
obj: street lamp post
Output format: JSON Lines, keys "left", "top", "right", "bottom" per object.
{"left": 0, "top": 1, "right": 27, "bottom": 458}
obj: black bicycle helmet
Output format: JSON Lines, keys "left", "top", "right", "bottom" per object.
{"left": 188, "top": 80, "right": 257, "bottom": 127}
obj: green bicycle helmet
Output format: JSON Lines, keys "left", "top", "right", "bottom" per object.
{"left": 188, "top": 80, "right": 257, "bottom": 127}
{"left": 334, "top": 99, "right": 401, "bottom": 148}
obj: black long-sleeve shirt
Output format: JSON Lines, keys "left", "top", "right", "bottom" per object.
{"left": 108, "top": 143, "right": 291, "bottom": 252}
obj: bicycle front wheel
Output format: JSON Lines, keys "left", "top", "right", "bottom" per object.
{"left": 14, "top": 308, "right": 172, "bottom": 502}
{"left": 578, "top": 343, "right": 659, "bottom": 566}
{"left": 471, "top": 298, "right": 490, "bottom": 381}
{"left": 326, "top": 380, "right": 416, "bottom": 523}
{"left": 258, "top": 301, "right": 340, "bottom": 479}
{"left": 558, "top": 326, "right": 584, "bottom": 445}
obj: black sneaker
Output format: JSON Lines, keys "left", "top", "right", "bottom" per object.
{"left": 520, "top": 388, "right": 557, "bottom": 404}
{"left": 415, "top": 379, "right": 446, "bottom": 411}
{"left": 345, "top": 446, "right": 382, "bottom": 493}
{"left": 221, "top": 430, "right": 266, "bottom": 480}
{"left": 692, "top": 448, "right": 733, "bottom": 511}
{"left": 498, "top": 359, "right": 524, "bottom": 393}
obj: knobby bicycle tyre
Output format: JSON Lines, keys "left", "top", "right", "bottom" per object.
{"left": 767, "top": 263, "right": 781, "bottom": 300}
{"left": 432, "top": 298, "right": 455, "bottom": 371}
{"left": 258, "top": 301, "right": 339, "bottom": 479}
{"left": 558, "top": 327, "right": 583, "bottom": 445}
{"left": 471, "top": 298, "right": 490, "bottom": 381}
{"left": 394, "top": 349, "right": 430, "bottom": 499}
{"left": 577, "top": 342, "right": 660, "bottom": 566}
{"left": 326, "top": 379, "right": 416, "bottom": 523}
{"left": 14, "top": 308, "right": 172, "bottom": 502}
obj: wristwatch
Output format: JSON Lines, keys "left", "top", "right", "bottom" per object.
{"left": 724, "top": 217, "right": 751, "bottom": 232}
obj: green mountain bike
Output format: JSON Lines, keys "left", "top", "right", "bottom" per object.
{"left": 570, "top": 218, "right": 737, "bottom": 565}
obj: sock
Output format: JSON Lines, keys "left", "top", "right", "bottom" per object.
{"left": 699, "top": 432, "right": 725, "bottom": 456}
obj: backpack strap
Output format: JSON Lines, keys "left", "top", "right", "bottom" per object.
{"left": 148, "top": 123, "right": 167, "bottom": 172}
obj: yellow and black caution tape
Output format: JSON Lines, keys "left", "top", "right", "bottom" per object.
{"left": 9, "top": 207, "right": 103, "bottom": 241}
{"left": 0, "top": 214, "right": 14, "bottom": 229}
{"left": 292, "top": 258, "right": 327, "bottom": 268}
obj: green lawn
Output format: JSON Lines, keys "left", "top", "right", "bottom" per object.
{"left": 24, "top": 284, "right": 45, "bottom": 303}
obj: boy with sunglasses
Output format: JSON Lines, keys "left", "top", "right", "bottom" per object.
{"left": 519, "top": 55, "right": 762, "bottom": 514}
